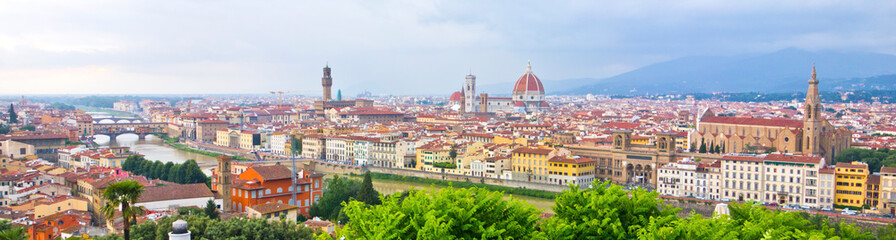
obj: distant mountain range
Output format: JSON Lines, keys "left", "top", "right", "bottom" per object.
{"left": 544, "top": 48, "right": 896, "bottom": 95}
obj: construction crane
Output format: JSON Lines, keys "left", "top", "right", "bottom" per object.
{"left": 269, "top": 91, "right": 286, "bottom": 107}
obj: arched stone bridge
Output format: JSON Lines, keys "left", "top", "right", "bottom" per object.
{"left": 92, "top": 117, "right": 146, "bottom": 124}
{"left": 93, "top": 122, "right": 167, "bottom": 140}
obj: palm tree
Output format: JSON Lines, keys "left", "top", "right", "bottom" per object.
{"left": 0, "top": 227, "right": 28, "bottom": 240}
{"left": 101, "top": 180, "right": 144, "bottom": 240}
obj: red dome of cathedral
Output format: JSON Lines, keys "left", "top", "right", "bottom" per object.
{"left": 449, "top": 91, "right": 463, "bottom": 102}
{"left": 512, "top": 61, "right": 545, "bottom": 94}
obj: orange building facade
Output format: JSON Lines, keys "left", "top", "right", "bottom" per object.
{"left": 212, "top": 164, "right": 324, "bottom": 216}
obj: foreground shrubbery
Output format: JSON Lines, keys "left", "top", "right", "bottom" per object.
{"left": 362, "top": 172, "right": 558, "bottom": 199}
{"left": 96, "top": 214, "right": 314, "bottom": 240}
{"left": 321, "top": 180, "right": 882, "bottom": 240}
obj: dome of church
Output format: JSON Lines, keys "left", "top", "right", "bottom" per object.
{"left": 449, "top": 91, "right": 463, "bottom": 102}
{"left": 512, "top": 61, "right": 545, "bottom": 94}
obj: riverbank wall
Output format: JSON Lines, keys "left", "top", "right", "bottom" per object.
{"left": 306, "top": 160, "right": 582, "bottom": 193}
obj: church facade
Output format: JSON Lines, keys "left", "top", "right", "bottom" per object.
{"left": 689, "top": 67, "right": 851, "bottom": 163}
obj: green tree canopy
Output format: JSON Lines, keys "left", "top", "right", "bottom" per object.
{"left": 7, "top": 104, "right": 17, "bottom": 124}
{"left": 309, "top": 175, "right": 360, "bottom": 222}
{"left": 338, "top": 185, "right": 543, "bottom": 239}
{"left": 540, "top": 181, "right": 679, "bottom": 239}
{"left": 355, "top": 172, "right": 381, "bottom": 206}
{"left": 204, "top": 199, "right": 220, "bottom": 220}
{"left": 835, "top": 148, "right": 896, "bottom": 172}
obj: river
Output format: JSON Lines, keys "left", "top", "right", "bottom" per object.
{"left": 93, "top": 134, "right": 219, "bottom": 174}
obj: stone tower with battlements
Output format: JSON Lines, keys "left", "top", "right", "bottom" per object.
{"left": 322, "top": 64, "right": 333, "bottom": 101}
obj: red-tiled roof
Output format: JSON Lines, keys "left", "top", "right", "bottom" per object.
{"left": 835, "top": 162, "right": 868, "bottom": 169}
{"left": 701, "top": 116, "right": 802, "bottom": 128}
{"left": 763, "top": 154, "right": 823, "bottom": 164}
{"left": 137, "top": 183, "right": 214, "bottom": 203}
{"left": 512, "top": 148, "right": 553, "bottom": 155}
{"left": 247, "top": 165, "right": 293, "bottom": 181}
{"left": 721, "top": 155, "right": 763, "bottom": 162}
{"left": 549, "top": 156, "right": 593, "bottom": 164}
{"left": 197, "top": 120, "right": 229, "bottom": 124}
{"left": 881, "top": 167, "right": 896, "bottom": 174}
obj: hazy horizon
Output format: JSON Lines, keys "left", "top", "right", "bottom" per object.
{"left": 2, "top": 1, "right": 894, "bottom": 95}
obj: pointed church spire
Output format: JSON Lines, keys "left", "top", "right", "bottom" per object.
{"left": 811, "top": 63, "right": 816, "bottom": 80}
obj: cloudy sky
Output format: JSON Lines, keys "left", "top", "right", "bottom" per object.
{"left": 1, "top": 0, "right": 894, "bottom": 96}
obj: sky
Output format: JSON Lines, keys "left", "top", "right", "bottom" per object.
{"left": 1, "top": 0, "right": 894, "bottom": 96}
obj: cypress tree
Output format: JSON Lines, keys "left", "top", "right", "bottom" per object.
{"left": 7, "top": 104, "right": 17, "bottom": 124}
{"left": 355, "top": 172, "right": 381, "bottom": 205}
{"left": 699, "top": 141, "right": 707, "bottom": 153}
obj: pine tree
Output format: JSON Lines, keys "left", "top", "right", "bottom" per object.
{"left": 715, "top": 145, "right": 721, "bottom": 153}
{"left": 689, "top": 142, "right": 696, "bottom": 152}
{"left": 7, "top": 104, "right": 17, "bottom": 124}
{"left": 204, "top": 199, "right": 219, "bottom": 219}
{"left": 721, "top": 144, "right": 726, "bottom": 153}
{"left": 355, "top": 172, "right": 381, "bottom": 205}
{"left": 709, "top": 141, "right": 716, "bottom": 153}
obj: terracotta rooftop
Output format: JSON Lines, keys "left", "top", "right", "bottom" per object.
{"left": 247, "top": 165, "right": 294, "bottom": 181}
{"left": 881, "top": 167, "right": 896, "bottom": 174}
{"left": 511, "top": 148, "right": 554, "bottom": 155}
{"left": 763, "top": 154, "right": 823, "bottom": 164}
{"left": 701, "top": 116, "right": 803, "bottom": 128}
{"left": 721, "top": 155, "right": 763, "bottom": 162}
{"left": 137, "top": 183, "right": 214, "bottom": 203}
{"left": 835, "top": 162, "right": 868, "bottom": 169}
{"left": 249, "top": 202, "right": 297, "bottom": 214}
{"left": 548, "top": 156, "right": 593, "bottom": 164}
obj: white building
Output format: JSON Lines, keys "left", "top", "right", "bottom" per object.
{"left": 658, "top": 160, "right": 700, "bottom": 198}
{"left": 268, "top": 133, "right": 288, "bottom": 155}
{"left": 325, "top": 137, "right": 348, "bottom": 163}
{"left": 135, "top": 183, "right": 219, "bottom": 211}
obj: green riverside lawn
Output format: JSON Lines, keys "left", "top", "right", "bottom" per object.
{"left": 159, "top": 135, "right": 250, "bottom": 161}
{"left": 353, "top": 172, "right": 558, "bottom": 199}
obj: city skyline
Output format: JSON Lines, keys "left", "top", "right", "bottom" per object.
{"left": 1, "top": 1, "right": 895, "bottom": 95}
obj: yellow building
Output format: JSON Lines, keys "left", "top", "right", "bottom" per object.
{"left": 494, "top": 136, "right": 529, "bottom": 146}
{"left": 417, "top": 142, "right": 453, "bottom": 173}
{"left": 215, "top": 129, "right": 262, "bottom": 150}
{"left": 511, "top": 147, "right": 565, "bottom": 183}
{"left": 547, "top": 156, "right": 596, "bottom": 186}
{"left": 834, "top": 162, "right": 869, "bottom": 208}
{"left": 34, "top": 197, "right": 89, "bottom": 219}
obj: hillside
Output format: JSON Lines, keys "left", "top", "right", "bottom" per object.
{"left": 560, "top": 48, "right": 896, "bottom": 95}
